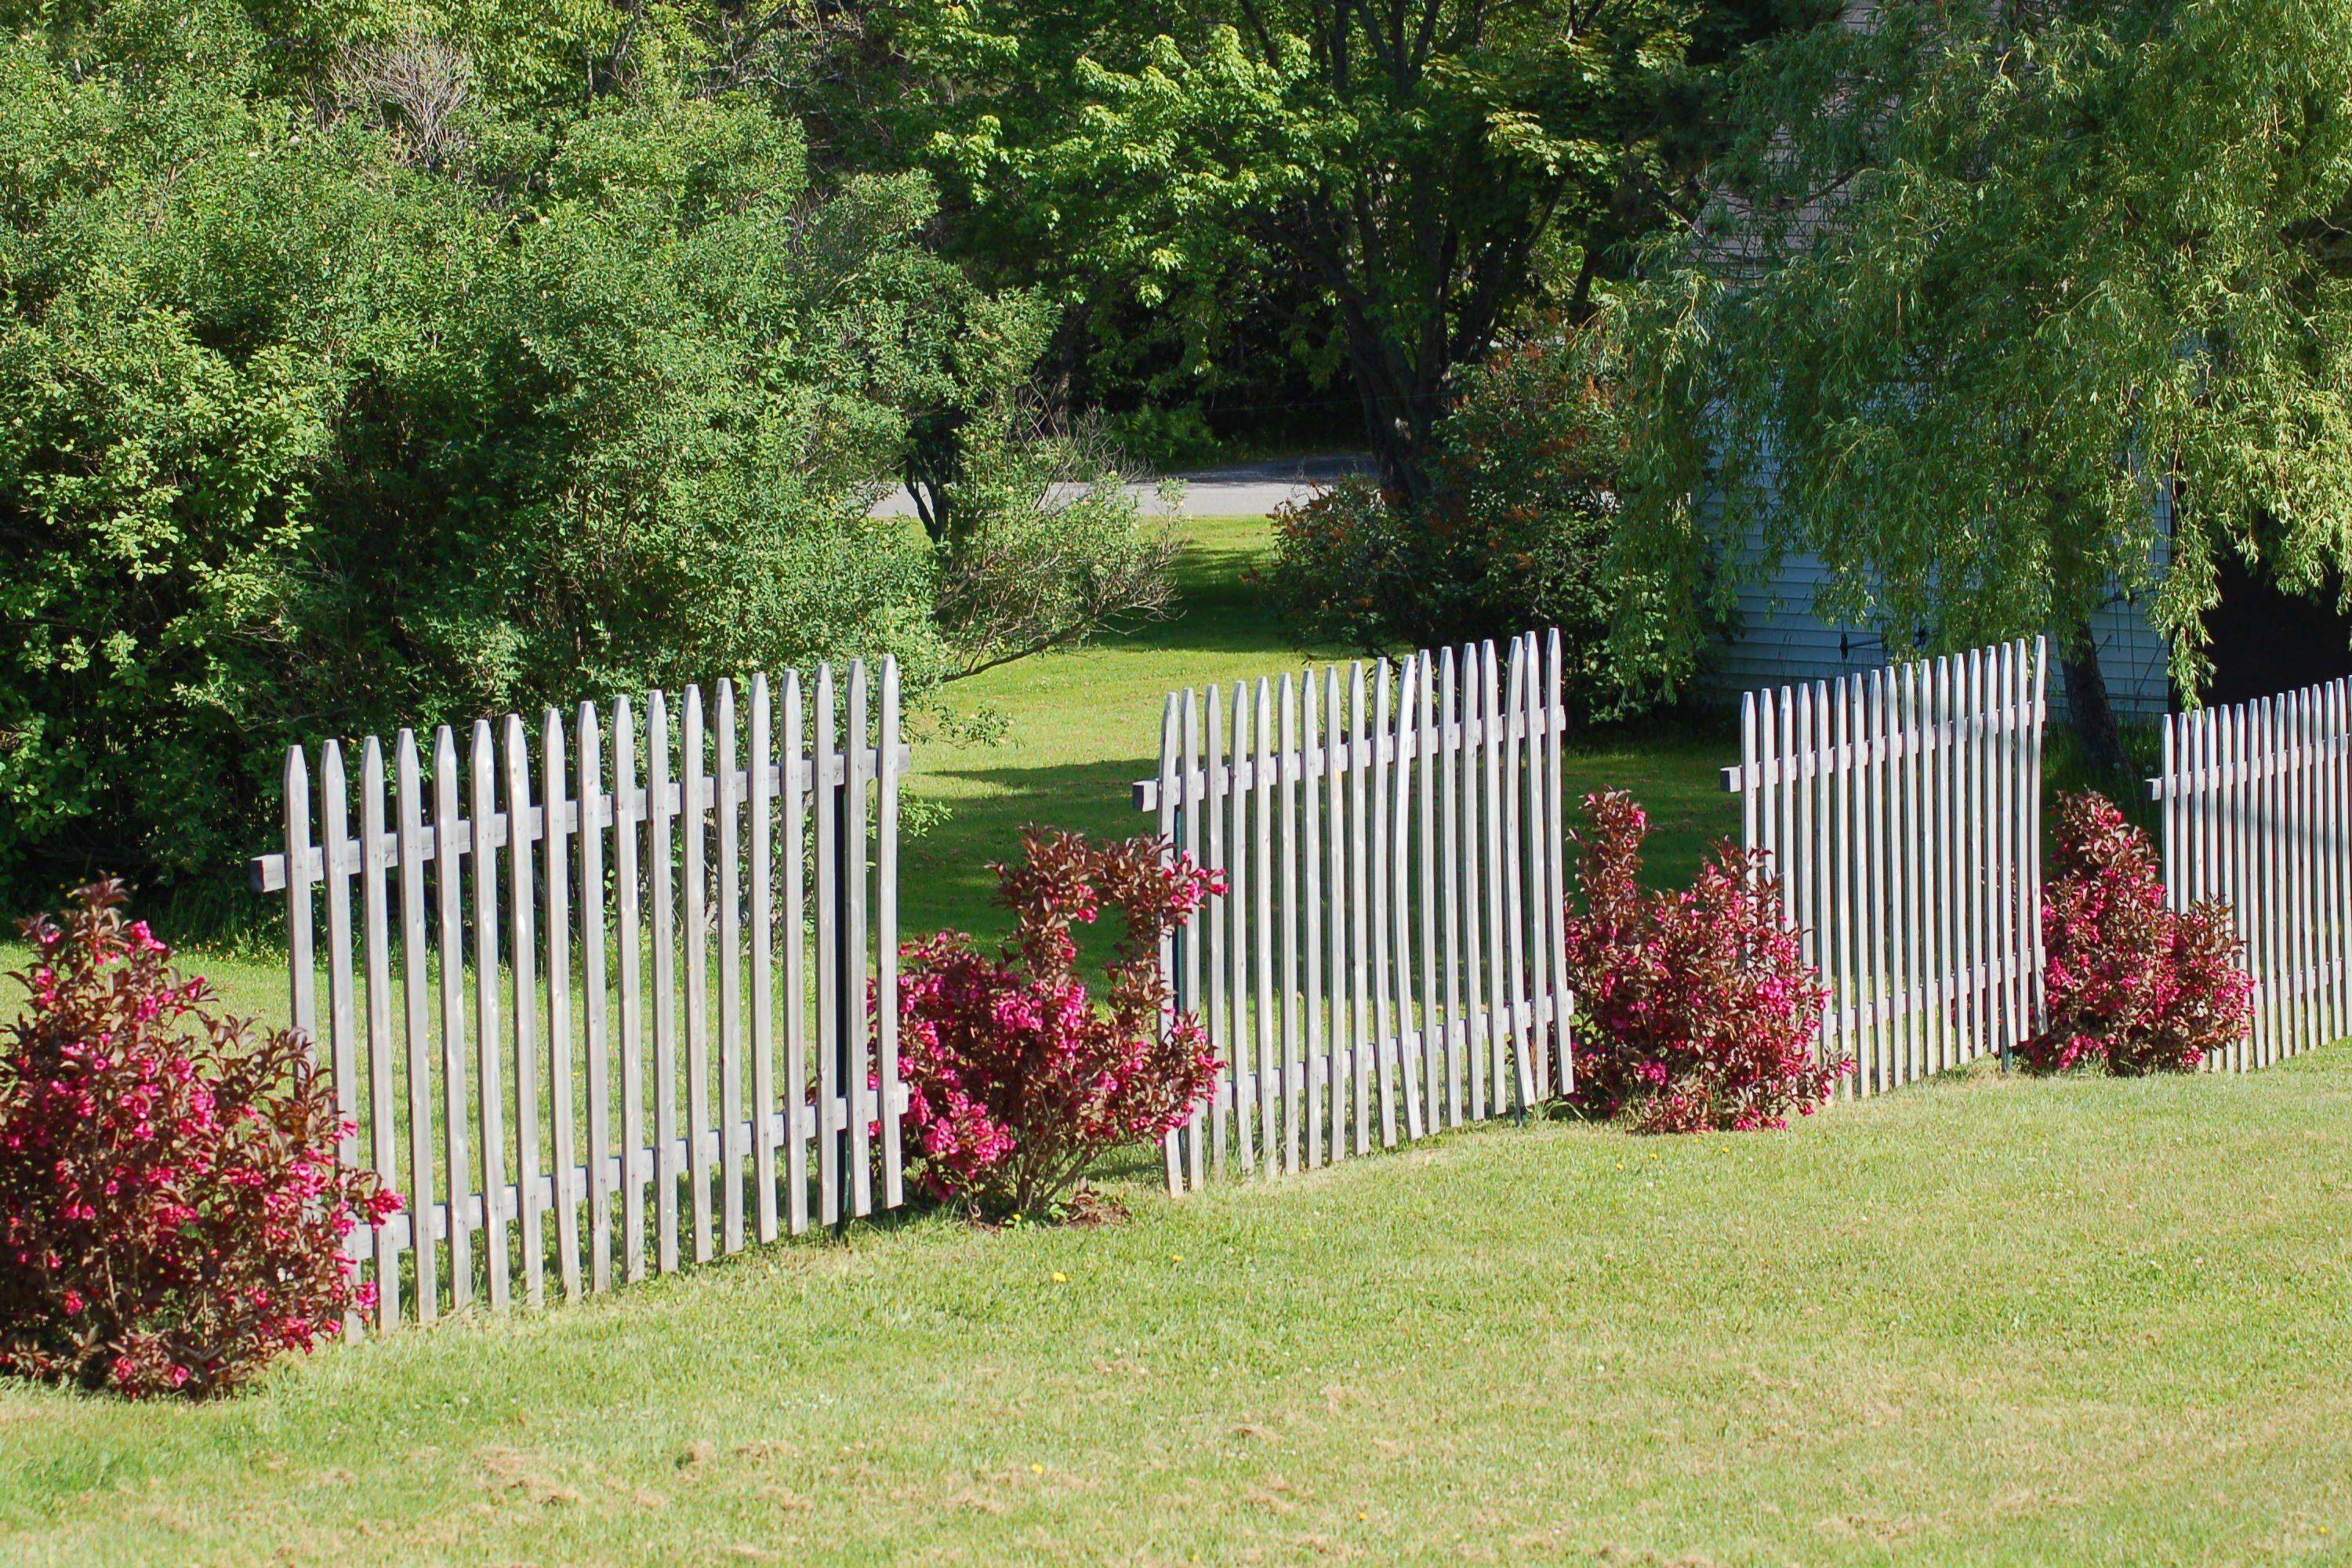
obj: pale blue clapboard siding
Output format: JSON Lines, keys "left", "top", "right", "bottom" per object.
{"left": 1708, "top": 541, "right": 2172, "bottom": 718}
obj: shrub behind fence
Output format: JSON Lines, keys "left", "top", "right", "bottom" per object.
{"left": 2150, "top": 679, "right": 2352, "bottom": 1069}
{"left": 252, "top": 661, "right": 904, "bottom": 1330}
{"left": 1138, "top": 631, "right": 1573, "bottom": 1192}
{"left": 1725, "top": 638, "right": 2049, "bottom": 1094}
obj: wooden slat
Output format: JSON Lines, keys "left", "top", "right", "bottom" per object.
{"left": 1181, "top": 685, "right": 1208, "bottom": 1189}
{"left": 1392, "top": 657, "right": 1426, "bottom": 1140}
{"left": 1350, "top": 662, "right": 1375, "bottom": 1154}
{"left": 504, "top": 714, "right": 545, "bottom": 1309}
{"left": 649, "top": 691, "right": 681, "bottom": 1272}
{"left": 320, "top": 741, "right": 362, "bottom": 1332}
{"left": 750, "top": 675, "right": 779, "bottom": 1241}
{"left": 1279, "top": 673, "right": 1303, "bottom": 1174}
{"left": 1300, "top": 674, "right": 1325, "bottom": 1167}
{"left": 615, "top": 698, "right": 648, "bottom": 1281}
{"left": 1158, "top": 694, "right": 1184, "bottom": 1193}
{"left": 1369, "top": 662, "right": 1398, "bottom": 1147}
{"left": 1421, "top": 648, "right": 1448, "bottom": 1112}
{"left": 815, "top": 666, "right": 841, "bottom": 1225}
{"left": 579, "top": 704, "right": 612, "bottom": 1293}
{"left": 878, "top": 658, "right": 905, "bottom": 1208}
{"left": 846, "top": 662, "right": 874, "bottom": 1218}
{"left": 1502, "top": 640, "right": 1535, "bottom": 1112}
{"left": 434, "top": 728, "right": 474, "bottom": 1308}
{"left": 1205, "top": 681, "right": 1230, "bottom": 1177}
{"left": 543, "top": 709, "right": 581, "bottom": 1302}
{"left": 717, "top": 681, "right": 745, "bottom": 1255}
{"left": 1323, "top": 666, "right": 1349, "bottom": 1162}
{"left": 470, "top": 721, "right": 510, "bottom": 1310}
{"left": 358, "top": 738, "right": 399, "bottom": 1329}
{"left": 1229, "top": 681, "right": 1256, "bottom": 1174}
{"left": 1439, "top": 648, "right": 1465, "bottom": 1128}
{"left": 782, "top": 673, "right": 810, "bottom": 1236}
{"left": 683, "top": 687, "right": 713, "bottom": 1262}
{"left": 1253, "top": 677, "right": 1278, "bottom": 1173}
{"left": 1543, "top": 630, "right": 1572, "bottom": 1098}
{"left": 396, "top": 732, "right": 438, "bottom": 1322}
{"left": 1461, "top": 645, "right": 1489, "bottom": 1124}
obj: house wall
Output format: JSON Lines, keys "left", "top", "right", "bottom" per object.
{"left": 1706, "top": 534, "right": 2172, "bottom": 718}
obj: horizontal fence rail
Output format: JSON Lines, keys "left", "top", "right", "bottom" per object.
{"left": 1138, "top": 630, "right": 1573, "bottom": 1194}
{"left": 2149, "top": 678, "right": 2351, "bottom": 1070}
{"left": 251, "top": 660, "right": 905, "bottom": 1331}
{"left": 1724, "top": 637, "right": 2047, "bottom": 1094}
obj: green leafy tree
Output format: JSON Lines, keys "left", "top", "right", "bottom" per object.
{"left": 1617, "top": 0, "right": 2352, "bottom": 771}
{"left": 0, "top": 0, "right": 1167, "bottom": 902}
{"left": 889, "top": 0, "right": 1741, "bottom": 504}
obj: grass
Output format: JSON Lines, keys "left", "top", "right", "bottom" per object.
{"left": 14, "top": 518, "right": 2343, "bottom": 1563}
{"left": 6, "top": 1051, "right": 2352, "bottom": 1565}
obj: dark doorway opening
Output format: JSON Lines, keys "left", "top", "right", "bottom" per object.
{"left": 2201, "top": 553, "right": 2352, "bottom": 709}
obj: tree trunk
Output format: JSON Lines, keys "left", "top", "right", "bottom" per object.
{"left": 2059, "top": 618, "right": 2129, "bottom": 780}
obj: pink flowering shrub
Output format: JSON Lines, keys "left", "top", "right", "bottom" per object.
{"left": 0, "top": 881, "right": 399, "bottom": 1399}
{"left": 2021, "top": 792, "right": 2252, "bottom": 1075}
{"left": 1563, "top": 791, "right": 1842, "bottom": 1133}
{"left": 892, "top": 830, "right": 1221, "bottom": 1215}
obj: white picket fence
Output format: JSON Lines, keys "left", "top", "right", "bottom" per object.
{"left": 1723, "top": 638, "right": 2049, "bottom": 1094}
{"left": 252, "top": 660, "right": 905, "bottom": 1331}
{"left": 1137, "top": 631, "right": 1573, "bottom": 1193}
{"left": 2150, "top": 677, "right": 2352, "bottom": 1070}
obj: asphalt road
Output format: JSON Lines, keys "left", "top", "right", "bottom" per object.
{"left": 870, "top": 452, "right": 1374, "bottom": 520}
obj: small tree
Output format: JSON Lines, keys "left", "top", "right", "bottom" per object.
{"left": 1563, "top": 790, "right": 1840, "bottom": 1132}
{"left": 2023, "top": 792, "right": 2252, "bottom": 1075}
{"left": 894, "top": 830, "right": 1221, "bottom": 1214}
{"left": 0, "top": 882, "right": 399, "bottom": 1399}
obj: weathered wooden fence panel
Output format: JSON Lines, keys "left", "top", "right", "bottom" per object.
{"left": 2150, "top": 679, "right": 2352, "bottom": 1070}
{"left": 1138, "top": 631, "right": 1573, "bottom": 1193}
{"left": 252, "top": 661, "right": 905, "bottom": 1330}
{"left": 1723, "top": 637, "right": 2049, "bottom": 1094}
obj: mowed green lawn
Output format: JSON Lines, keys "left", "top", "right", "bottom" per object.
{"left": 5, "top": 1054, "right": 2352, "bottom": 1566}
{"left": 12, "top": 518, "right": 2351, "bottom": 1565}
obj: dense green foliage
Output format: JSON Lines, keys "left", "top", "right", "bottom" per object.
{"left": 0, "top": 0, "right": 1167, "bottom": 898}
{"left": 887, "top": 0, "right": 1790, "bottom": 497}
{"left": 1261, "top": 325, "right": 1685, "bottom": 720}
{"left": 1617, "top": 0, "right": 2352, "bottom": 755}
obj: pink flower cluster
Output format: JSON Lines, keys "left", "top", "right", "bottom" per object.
{"left": 0, "top": 880, "right": 401, "bottom": 1399}
{"left": 1562, "top": 790, "right": 1844, "bottom": 1133}
{"left": 890, "top": 829, "right": 1222, "bottom": 1215}
{"left": 2021, "top": 792, "right": 2252, "bottom": 1075}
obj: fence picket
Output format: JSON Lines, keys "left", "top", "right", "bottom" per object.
{"left": 359, "top": 739, "right": 398, "bottom": 1329}
{"left": 503, "top": 716, "right": 544, "bottom": 1309}
{"left": 469, "top": 723, "right": 509, "bottom": 1309}
{"left": 396, "top": 733, "right": 438, "bottom": 1321}
{"left": 847, "top": 662, "right": 874, "bottom": 1219}
{"left": 434, "top": 728, "right": 474, "bottom": 1308}
{"left": 717, "top": 683, "right": 744, "bottom": 1255}
{"left": 615, "top": 699, "right": 648, "bottom": 1280}
{"left": 321, "top": 742, "right": 361, "bottom": 1333}
{"left": 579, "top": 705, "right": 612, "bottom": 1292}
{"left": 1323, "top": 667, "right": 1349, "bottom": 1162}
{"left": 542, "top": 709, "right": 580, "bottom": 1302}
{"left": 750, "top": 678, "right": 778, "bottom": 1243}
{"left": 1279, "top": 674, "right": 1303, "bottom": 1173}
